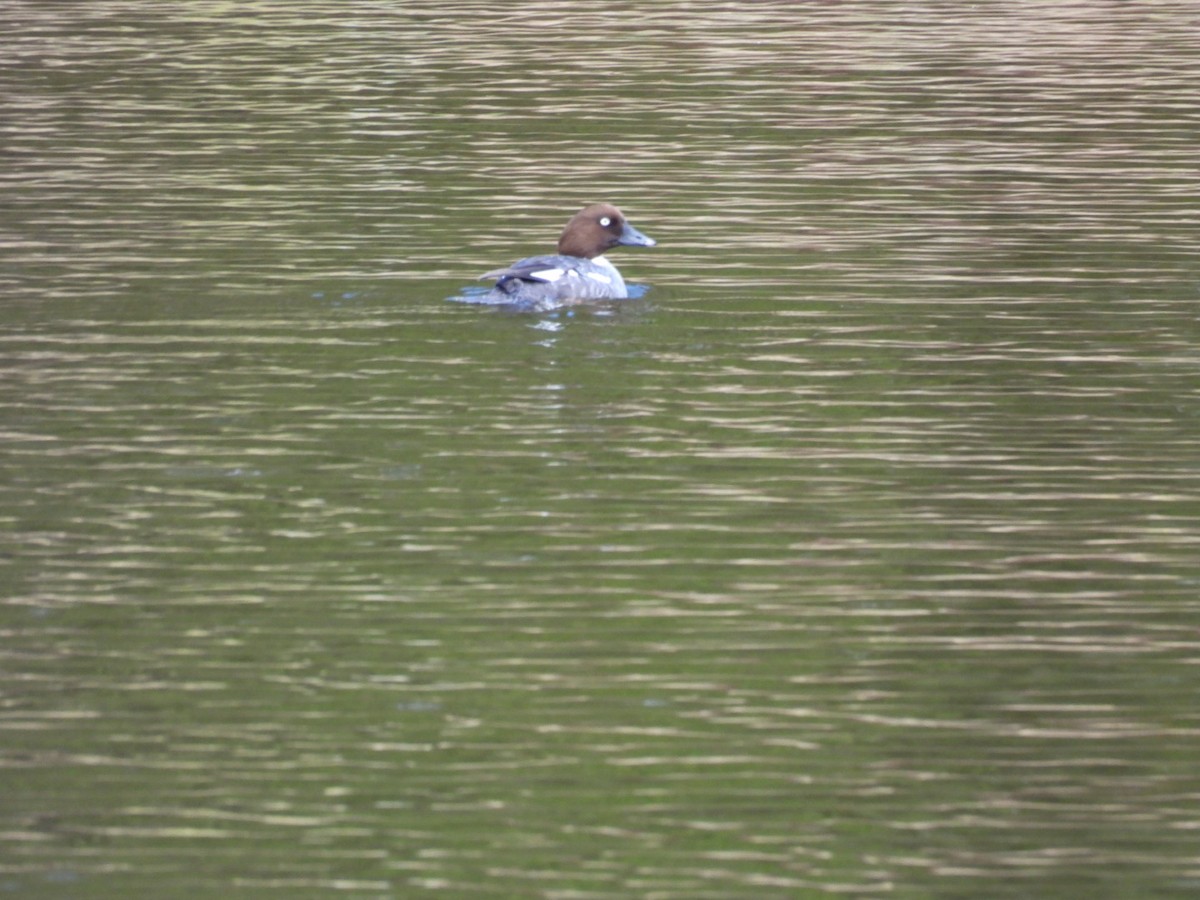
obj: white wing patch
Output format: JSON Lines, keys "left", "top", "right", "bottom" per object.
{"left": 530, "top": 268, "right": 566, "bottom": 283}
{"left": 585, "top": 271, "right": 613, "bottom": 285}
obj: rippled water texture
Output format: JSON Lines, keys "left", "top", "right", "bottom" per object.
{"left": 4, "top": 2, "right": 1200, "bottom": 897}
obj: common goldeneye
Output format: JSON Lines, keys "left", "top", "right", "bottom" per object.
{"left": 474, "top": 203, "right": 656, "bottom": 311}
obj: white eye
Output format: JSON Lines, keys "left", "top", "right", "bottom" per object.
{"left": 599, "top": 216, "right": 611, "bottom": 227}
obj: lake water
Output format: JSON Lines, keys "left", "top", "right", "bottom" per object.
{"left": 3, "top": 2, "right": 1200, "bottom": 897}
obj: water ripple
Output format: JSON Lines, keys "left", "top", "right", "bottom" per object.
{"left": 4, "top": 2, "right": 1200, "bottom": 898}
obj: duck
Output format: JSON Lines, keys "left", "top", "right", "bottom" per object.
{"left": 476, "top": 203, "right": 656, "bottom": 311}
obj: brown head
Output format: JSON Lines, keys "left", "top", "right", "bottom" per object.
{"left": 556, "top": 203, "right": 656, "bottom": 259}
